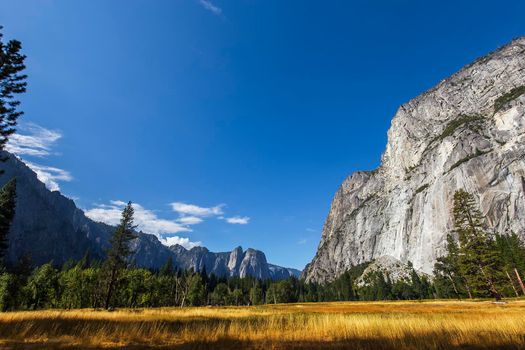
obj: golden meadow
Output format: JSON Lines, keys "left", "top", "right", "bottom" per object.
{"left": 0, "top": 300, "right": 524, "bottom": 349}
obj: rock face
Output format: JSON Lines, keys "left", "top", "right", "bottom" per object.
{"left": 0, "top": 152, "right": 299, "bottom": 279}
{"left": 1, "top": 152, "right": 110, "bottom": 266}
{"left": 268, "top": 264, "right": 302, "bottom": 280}
{"left": 304, "top": 37, "right": 525, "bottom": 283}
{"left": 169, "top": 245, "right": 301, "bottom": 279}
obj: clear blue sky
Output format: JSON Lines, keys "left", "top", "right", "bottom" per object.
{"left": 0, "top": 0, "right": 523, "bottom": 269}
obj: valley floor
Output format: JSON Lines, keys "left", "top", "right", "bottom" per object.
{"left": 0, "top": 300, "right": 523, "bottom": 349}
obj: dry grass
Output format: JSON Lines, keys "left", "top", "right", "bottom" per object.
{"left": 0, "top": 300, "right": 524, "bottom": 349}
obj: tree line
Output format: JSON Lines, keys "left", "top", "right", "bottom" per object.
{"left": 0, "top": 27, "right": 525, "bottom": 311}
{"left": 0, "top": 202, "right": 436, "bottom": 310}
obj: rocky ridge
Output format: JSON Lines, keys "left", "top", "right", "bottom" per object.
{"left": 0, "top": 152, "right": 298, "bottom": 279}
{"left": 169, "top": 245, "right": 301, "bottom": 279}
{"left": 304, "top": 37, "right": 525, "bottom": 283}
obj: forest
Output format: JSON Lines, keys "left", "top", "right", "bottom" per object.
{"left": 0, "top": 189, "right": 524, "bottom": 311}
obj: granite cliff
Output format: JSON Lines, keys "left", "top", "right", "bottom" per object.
{"left": 304, "top": 37, "right": 525, "bottom": 283}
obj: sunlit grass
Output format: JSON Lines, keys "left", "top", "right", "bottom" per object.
{"left": 0, "top": 300, "right": 524, "bottom": 349}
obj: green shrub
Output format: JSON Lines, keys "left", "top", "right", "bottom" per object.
{"left": 436, "top": 114, "right": 484, "bottom": 142}
{"left": 494, "top": 85, "right": 525, "bottom": 113}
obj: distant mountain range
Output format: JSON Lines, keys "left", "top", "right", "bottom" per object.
{"left": 1, "top": 151, "right": 300, "bottom": 279}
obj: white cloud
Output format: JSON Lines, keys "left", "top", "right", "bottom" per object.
{"left": 177, "top": 216, "right": 204, "bottom": 225}
{"left": 298, "top": 238, "right": 308, "bottom": 245}
{"left": 86, "top": 201, "right": 207, "bottom": 249}
{"left": 6, "top": 123, "right": 62, "bottom": 157}
{"left": 25, "top": 161, "right": 72, "bottom": 192}
{"left": 224, "top": 216, "right": 250, "bottom": 225}
{"left": 6, "top": 122, "right": 72, "bottom": 192}
{"left": 162, "top": 236, "right": 202, "bottom": 250}
{"left": 198, "top": 0, "right": 222, "bottom": 16}
{"left": 86, "top": 200, "right": 191, "bottom": 235}
{"left": 171, "top": 202, "right": 224, "bottom": 217}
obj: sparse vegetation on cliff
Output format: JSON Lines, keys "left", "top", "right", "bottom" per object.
{"left": 494, "top": 85, "right": 525, "bottom": 113}
{"left": 436, "top": 114, "right": 484, "bottom": 142}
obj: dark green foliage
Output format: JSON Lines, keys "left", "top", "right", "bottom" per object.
{"left": 249, "top": 285, "right": 264, "bottom": 305}
{"left": 0, "top": 260, "right": 451, "bottom": 311}
{"left": 0, "top": 178, "right": 15, "bottom": 263}
{"left": 494, "top": 85, "right": 525, "bottom": 113}
{"left": 160, "top": 256, "right": 174, "bottom": 276}
{"left": 103, "top": 202, "right": 137, "bottom": 309}
{"left": 435, "top": 114, "right": 484, "bottom": 142}
{"left": 0, "top": 27, "right": 27, "bottom": 153}
{"left": 494, "top": 233, "right": 525, "bottom": 296}
{"left": 359, "top": 271, "right": 393, "bottom": 301}
{"left": 210, "top": 283, "right": 229, "bottom": 305}
{"left": 266, "top": 279, "right": 295, "bottom": 304}
{"left": 435, "top": 190, "right": 525, "bottom": 300}
{"left": 187, "top": 273, "right": 206, "bottom": 306}
{"left": 434, "top": 234, "right": 469, "bottom": 299}
{"left": 25, "top": 263, "right": 59, "bottom": 309}
{"left": 0, "top": 272, "right": 14, "bottom": 311}
{"left": 455, "top": 190, "right": 506, "bottom": 299}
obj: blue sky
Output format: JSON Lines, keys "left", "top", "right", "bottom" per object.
{"left": 0, "top": 0, "right": 523, "bottom": 269}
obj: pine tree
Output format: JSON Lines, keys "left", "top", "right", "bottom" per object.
{"left": 0, "top": 178, "right": 16, "bottom": 264}
{"left": 495, "top": 233, "right": 525, "bottom": 295}
{"left": 103, "top": 202, "right": 137, "bottom": 310}
{"left": 0, "top": 26, "right": 27, "bottom": 154}
{"left": 160, "top": 256, "right": 174, "bottom": 276}
{"left": 434, "top": 234, "right": 469, "bottom": 299}
{"left": 453, "top": 190, "right": 504, "bottom": 300}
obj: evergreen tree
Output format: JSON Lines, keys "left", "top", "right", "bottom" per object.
{"left": 103, "top": 202, "right": 137, "bottom": 309}
{"left": 453, "top": 190, "right": 504, "bottom": 300}
{"left": 186, "top": 273, "right": 206, "bottom": 306}
{"left": 160, "top": 256, "right": 174, "bottom": 276}
{"left": 210, "top": 282, "right": 229, "bottom": 305}
{"left": 249, "top": 285, "right": 263, "bottom": 305}
{"left": 0, "top": 26, "right": 27, "bottom": 154}
{"left": 25, "top": 263, "right": 59, "bottom": 309}
{"left": 495, "top": 233, "right": 525, "bottom": 295}
{"left": 0, "top": 178, "right": 15, "bottom": 264}
{"left": 0, "top": 271, "right": 14, "bottom": 311}
{"left": 434, "top": 234, "right": 468, "bottom": 299}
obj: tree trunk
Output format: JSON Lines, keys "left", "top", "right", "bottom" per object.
{"left": 480, "top": 266, "right": 501, "bottom": 301}
{"left": 104, "top": 268, "right": 117, "bottom": 310}
{"left": 506, "top": 270, "right": 519, "bottom": 297}
{"left": 514, "top": 268, "right": 525, "bottom": 295}
{"left": 447, "top": 274, "right": 461, "bottom": 299}
{"left": 464, "top": 280, "right": 473, "bottom": 299}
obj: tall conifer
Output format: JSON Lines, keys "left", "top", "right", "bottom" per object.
{"left": 103, "top": 202, "right": 137, "bottom": 309}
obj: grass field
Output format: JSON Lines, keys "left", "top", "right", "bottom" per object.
{"left": 0, "top": 300, "right": 524, "bottom": 349}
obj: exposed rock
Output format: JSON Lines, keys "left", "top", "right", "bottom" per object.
{"left": 1, "top": 152, "right": 109, "bottom": 267}
{"left": 304, "top": 37, "right": 525, "bottom": 283}
{"left": 0, "top": 152, "right": 300, "bottom": 279}
{"left": 354, "top": 256, "right": 425, "bottom": 287}
{"left": 169, "top": 245, "right": 300, "bottom": 279}
{"left": 268, "top": 264, "right": 302, "bottom": 279}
